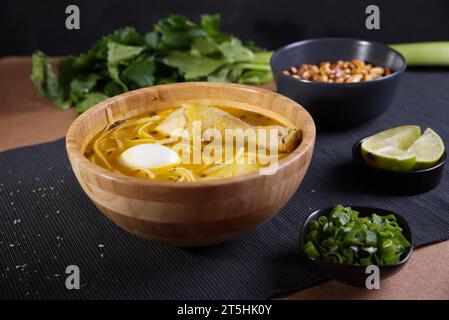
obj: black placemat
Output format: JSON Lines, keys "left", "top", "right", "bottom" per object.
{"left": 1, "top": 71, "right": 449, "bottom": 300}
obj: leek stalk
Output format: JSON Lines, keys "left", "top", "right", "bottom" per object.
{"left": 390, "top": 42, "right": 449, "bottom": 66}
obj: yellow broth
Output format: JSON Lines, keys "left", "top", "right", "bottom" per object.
{"left": 84, "top": 106, "right": 297, "bottom": 182}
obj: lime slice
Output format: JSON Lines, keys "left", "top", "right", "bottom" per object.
{"left": 408, "top": 128, "right": 445, "bottom": 170}
{"left": 361, "top": 126, "right": 421, "bottom": 171}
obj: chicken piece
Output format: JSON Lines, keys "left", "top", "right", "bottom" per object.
{"left": 202, "top": 163, "right": 260, "bottom": 180}
{"left": 156, "top": 104, "right": 301, "bottom": 153}
{"left": 156, "top": 107, "right": 187, "bottom": 136}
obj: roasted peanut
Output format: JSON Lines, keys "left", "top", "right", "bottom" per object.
{"left": 370, "top": 67, "right": 384, "bottom": 75}
{"left": 347, "top": 74, "right": 363, "bottom": 83}
{"left": 283, "top": 59, "right": 392, "bottom": 83}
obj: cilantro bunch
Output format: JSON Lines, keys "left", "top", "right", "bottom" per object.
{"left": 31, "top": 14, "right": 273, "bottom": 113}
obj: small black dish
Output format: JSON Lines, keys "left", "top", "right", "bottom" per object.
{"left": 299, "top": 206, "right": 413, "bottom": 287}
{"left": 353, "top": 138, "right": 446, "bottom": 195}
{"left": 271, "top": 38, "right": 406, "bottom": 128}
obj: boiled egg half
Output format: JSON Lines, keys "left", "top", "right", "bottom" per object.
{"left": 118, "top": 143, "right": 180, "bottom": 169}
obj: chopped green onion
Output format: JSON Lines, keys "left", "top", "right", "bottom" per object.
{"left": 303, "top": 205, "right": 411, "bottom": 266}
{"left": 360, "top": 255, "right": 373, "bottom": 266}
{"left": 318, "top": 216, "right": 328, "bottom": 225}
{"left": 304, "top": 241, "right": 320, "bottom": 259}
{"left": 365, "top": 230, "right": 378, "bottom": 246}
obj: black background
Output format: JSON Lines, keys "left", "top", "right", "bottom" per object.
{"left": 1, "top": 0, "right": 449, "bottom": 57}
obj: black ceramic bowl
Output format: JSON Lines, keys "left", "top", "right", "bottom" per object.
{"left": 353, "top": 138, "right": 446, "bottom": 195}
{"left": 299, "top": 206, "right": 413, "bottom": 287}
{"left": 271, "top": 38, "right": 406, "bottom": 128}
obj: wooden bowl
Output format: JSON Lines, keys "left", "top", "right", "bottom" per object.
{"left": 66, "top": 82, "right": 316, "bottom": 246}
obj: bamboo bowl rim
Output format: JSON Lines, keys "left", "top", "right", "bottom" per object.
{"left": 66, "top": 82, "right": 316, "bottom": 189}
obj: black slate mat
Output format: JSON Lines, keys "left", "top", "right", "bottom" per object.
{"left": 1, "top": 71, "right": 449, "bottom": 300}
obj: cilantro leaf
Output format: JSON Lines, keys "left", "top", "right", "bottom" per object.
{"left": 191, "top": 36, "right": 219, "bottom": 56}
{"left": 200, "top": 14, "right": 231, "bottom": 43}
{"left": 155, "top": 15, "right": 207, "bottom": 50}
{"left": 163, "top": 51, "right": 226, "bottom": 80}
{"left": 218, "top": 38, "right": 254, "bottom": 63}
{"left": 122, "top": 56, "right": 156, "bottom": 88}
{"left": 75, "top": 92, "right": 109, "bottom": 114}
{"left": 70, "top": 74, "right": 101, "bottom": 103}
{"left": 106, "top": 41, "right": 145, "bottom": 90}
{"left": 238, "top": 69, "right": 273, "bottom": 84}
{"left": 31, "top": 51, "right": 67, "bottom": 108}
{"left": 144, "top": 31, "right": 159, "bottom": 50}
{"left": 31, "top": 51, "right": 46, "bottom": 97}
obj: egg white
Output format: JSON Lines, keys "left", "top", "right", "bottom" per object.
{"left": 118, "top": 143, "right": 180, "bottom": 169}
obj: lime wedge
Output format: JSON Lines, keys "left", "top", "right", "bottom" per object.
{"left": 408, "top": 128, "right": 445, "bottom": 169}
{"left": 361, "top": 126, "right": 421, "bottom": 171}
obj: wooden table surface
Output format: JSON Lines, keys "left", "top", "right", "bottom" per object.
{"left": 1, "top": 57, "right": 448, "bottom": 300}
